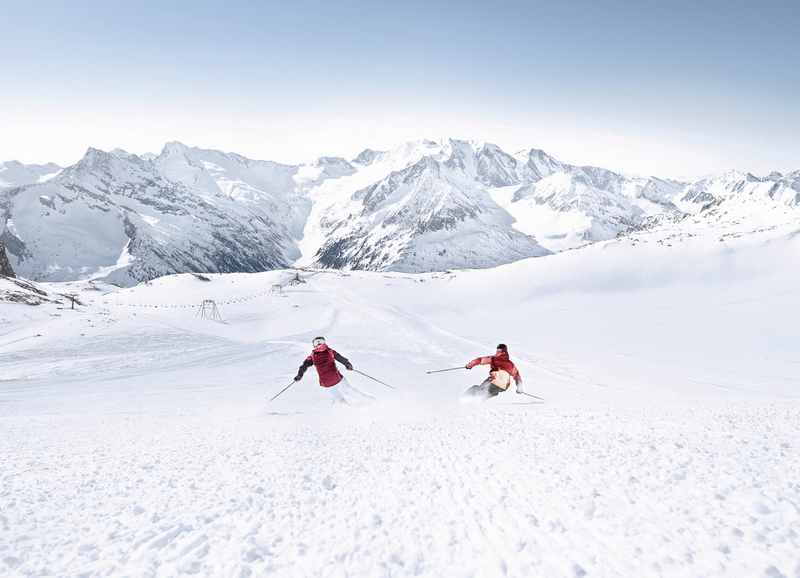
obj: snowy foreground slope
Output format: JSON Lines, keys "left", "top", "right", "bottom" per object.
{"left": 1, "top": 225, "right": 799, "bottom": 578}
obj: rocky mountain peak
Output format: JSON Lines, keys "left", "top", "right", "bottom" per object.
{"left": 352, "top": 149, "right": 384, "bottom": 166}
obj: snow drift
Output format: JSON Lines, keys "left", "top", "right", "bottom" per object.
{"left": 1, "top": 218, "right": 798, "bottom": 577}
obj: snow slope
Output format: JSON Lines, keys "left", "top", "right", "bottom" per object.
{"left": 1, "top": 222, "right": 799, "bottom": 578}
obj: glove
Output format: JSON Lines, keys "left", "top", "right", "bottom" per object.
{"left": 345, "top": 363, "right": 353, "bottom": 371}
{"left": 516, "top": 383, "right": 525, "bottom": 394}
{"left": 465, "top": 364, "right": 472, "bottom": 369}
{"left": 293, "top": 375, "right": 301, "bottom": 382}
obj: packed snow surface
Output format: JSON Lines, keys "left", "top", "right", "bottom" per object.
{"left": 1, "top": 226, "right": 799, "bottom": 577}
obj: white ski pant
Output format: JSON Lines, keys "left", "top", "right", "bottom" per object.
{"left": 325, "top": 376, "right": 373, "bottom": 404}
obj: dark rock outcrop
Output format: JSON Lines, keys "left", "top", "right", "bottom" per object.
{"left": 0, "top": 240, "right": 15, "bottom": 277}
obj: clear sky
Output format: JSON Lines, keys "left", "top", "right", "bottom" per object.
{"left": 1, "top": 0, "right": 798, "bottom": 178}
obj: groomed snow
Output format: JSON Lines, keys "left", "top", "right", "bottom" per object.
{"left": 1, "top": 226, "right": 799, "bottom": 577}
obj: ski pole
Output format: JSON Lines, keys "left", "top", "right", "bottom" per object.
{"left": 353, "top": 369, "right": 395, "bottom": 389}
{"left": 268, "top": 380, "right": 297, "bottom": 402}
{"left": 519, "top": 392, "right": 545, "bottom": 401}
{"left": 426, "top": 367, "right": 466, "bottom": 374}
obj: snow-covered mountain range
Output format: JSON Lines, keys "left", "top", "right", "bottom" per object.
{"left": 0, "top": 160, "right": 62, "bottom": 189}
{"left": 1, "top": 139, "right": 798, "bottom": 285}
{"left": 0, "top": 146, "right": 303, "bottom": 285}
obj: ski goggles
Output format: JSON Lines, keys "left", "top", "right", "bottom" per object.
{"left": 312, "top": 337, "right": 326, "bottom": 347}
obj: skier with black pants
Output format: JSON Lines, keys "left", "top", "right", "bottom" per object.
{"left": 464, "top": 343, "right": 524, "bottom": 399}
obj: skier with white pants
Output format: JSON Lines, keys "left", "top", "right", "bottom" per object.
{"left": 294, "top": 337, "right": 372, "bottom": 404}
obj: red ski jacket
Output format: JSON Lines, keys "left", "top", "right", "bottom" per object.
{"left": 295, "top": 344, "right": 352, "bottom": 387}
{"left": 466, "top": 351, "right": 522, "bottom": 385}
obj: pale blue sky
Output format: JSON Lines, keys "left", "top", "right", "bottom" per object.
{"left": 1, "top": 0, "right": 798, "bottom": 177}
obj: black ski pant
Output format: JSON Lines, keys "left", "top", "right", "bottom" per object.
{"left": 467, "top": 379, "right": 506, "bottom": 398}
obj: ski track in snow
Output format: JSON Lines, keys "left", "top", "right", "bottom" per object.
{"left": 1, "top": 231, "right": 800, "bottom": 577}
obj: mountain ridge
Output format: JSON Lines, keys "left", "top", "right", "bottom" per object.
{"left": 2, "top": 139, "right": 797, "bottom": 285}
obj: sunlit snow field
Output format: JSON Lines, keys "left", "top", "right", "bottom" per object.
{"left": 1, "top": 227, "right": 799, "bottom": 577}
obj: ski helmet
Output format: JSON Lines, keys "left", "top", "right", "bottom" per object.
{"left": 312, "top": 336, "right": 326, "bottom": 347}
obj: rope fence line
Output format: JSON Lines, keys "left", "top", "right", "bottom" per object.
{"left": 102, "top": 287, "right": 279, "bottom": 309}
{"left": 100, "top": 271, "right": 308, "bottom": 310}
